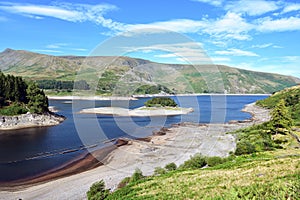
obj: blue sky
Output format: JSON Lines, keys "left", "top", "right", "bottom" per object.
{"left": 0, "top": 0, "right": 300, "bottom": 77}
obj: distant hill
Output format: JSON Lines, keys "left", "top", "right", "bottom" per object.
{"left": 1, "top": 48, "right": 299, "bottom": 94}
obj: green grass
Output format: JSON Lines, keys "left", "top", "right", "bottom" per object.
{"left": 106, "top": 150, "right": 300, "bottom": 199}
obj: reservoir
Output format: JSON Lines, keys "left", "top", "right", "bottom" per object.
{"left": 0, "top": 95, "right": 267, "bottom": 182}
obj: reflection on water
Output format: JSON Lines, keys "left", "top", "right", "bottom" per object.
{"left": 0, "top": 95, "right": 267, "bottom": 182}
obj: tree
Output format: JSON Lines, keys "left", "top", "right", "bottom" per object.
{"left": 144, "top": 97, "right": 177, "bottom": 107}
{"left": 165, "top": 162, "right": 177, "bottom": 171}
{"left": 86, "top": 179, "right": 109, "bottom": 200}
{"left": 270, "top": 99, "right": 293, "bottom": 134}
{"left": 26, "top": 82, "right": 49, "bottom": 114}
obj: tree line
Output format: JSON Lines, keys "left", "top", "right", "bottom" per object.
{"left": 37, "top": 79, "right": 90, "bottom": 90}
{"left": 0, "top": 71, "right": 48, "bottom": 114}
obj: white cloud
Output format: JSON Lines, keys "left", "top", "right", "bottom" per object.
{"left": 129, "top": 42, "right": 211, "bottom": 64}
{"left": 203, "top": 12, "right": 253, "bottom": 40}
{"left": 0, "top": 2, "right": 126, "bottom": 31}
{"left": 256, "top": 16, "right": 300, "bottom": 32}
{"left": 33, "top": 49, "right": 63, "bottom": 53}
{"left": 155, "top": 53, "right": 177, "bottom": 58}
{"left": 215, "top": 48, "right": 259, "bottom": 57}
{"left": 126, "top": 19, "right": 206, "bottom": 34}
{"left": 282, "top": 3, "right": 300, "bottom": 14}
{"left": 251, "top": 43, "right": 273, "bottom": 48}
{"left": 225, "top": 0, "right": 280, "bottom": 16}
{"left": 46, "top": 43, "right": 68, "bottom": 49}
{"left": 192, "top": 0, "right": 223, "bottom": 7}
{"left": 71, "top": 48, "right": 88, "bottom": 52}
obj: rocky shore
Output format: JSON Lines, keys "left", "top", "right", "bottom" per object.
{"left": 0, "top": 112, "right": 65, "bottom": 130}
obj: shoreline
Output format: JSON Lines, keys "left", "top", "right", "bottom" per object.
{"left": 0, "top": 112, "right": 65, "bottom": 131}
{"left": 0, "top": 102, "right": 270, "bottom": 199}
{"left": 48, "top": 95, "right": 137, "bottom": 100}
{"left": 47, "top": 93, "right": 270, "bottom": 100}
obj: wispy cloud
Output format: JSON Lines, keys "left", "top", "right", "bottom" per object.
{"left": 1, "top": 1, "right": 300, "bottom": 44}
{"left": 251, "top": 43, "right": 273, "bottom": 48}
{"left": 192, "top": 0, "right": 223, "bottom": 7}
{"left": 215, "top": 48, "right": 259, "bottom": 57}
{"left": 126, "top": 19, "right": 205, "bottom": 34}
{"left": 282, "top": 3, "right": 300, "bottom": 14}
{"left": 256, "top": 16, "right": 300, "bottom": 32}
{"left": 127, "top": 42, "right": 211, "bottom": 64}
{"left": 46, "top": 43, "right": 68, "bottom": 49}
{"left": 0, "top": 2, "right": 125, "bottom": 31}
{"left": 202, "top": 12, "right": 253, "bottom": 41}
{"left": 33, "top": 49, "right": 63, "bottom": 53}
{"left": 225, "top": 0, "right": 280, "bottom": 16}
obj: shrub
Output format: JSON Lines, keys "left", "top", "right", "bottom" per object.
{"left": 87, "top": 179, "right": 109, "bottom": 200}
{"left": 180, "top": 153, "right": 207, "bottom": 170}
{"left": 154, "top": 167, "right": 167, "bottom": 176}
{"left": 131, "top": 168, "right": 144, "bottom": 182}
{"left": 235, "top": 141, "right": 256, "bottom": 155}
{"left": 205, "top": 156, "right": 225, "bottom": 167}
{"left": 165, "top": 162, "right": 177, "bottom": 171}
{"left": 0, "top": 102, "right": 27, "bottom": 116}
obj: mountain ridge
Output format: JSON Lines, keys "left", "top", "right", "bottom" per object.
{"left": 1, "top": 48, "right": 299, "bottom": 94}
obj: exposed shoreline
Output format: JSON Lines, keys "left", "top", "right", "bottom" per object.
{"left": 0, "top": 102, "right": 270, "bottom": 200}
{"left": 79, "top": 106, "right": 194, "bottom": 116}
{"left": 48, "top": 95, "right": 137, "bottom": 100}
{"left": 47, "top": 93, "right": 270, "bottom": 100}
{"left": 0, "top": 112, "right": 65, "bottom": 131}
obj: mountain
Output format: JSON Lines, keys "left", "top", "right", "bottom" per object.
{"left": 1, "top": 48, "right": 299, "bottom": 94}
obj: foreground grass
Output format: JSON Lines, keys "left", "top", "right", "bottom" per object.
{"left": 107, "top": 150, "right": 300, "bottom": 200}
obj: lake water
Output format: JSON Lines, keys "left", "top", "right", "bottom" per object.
{"left": 0, "top": 95, "right": 268, "bottom": 182}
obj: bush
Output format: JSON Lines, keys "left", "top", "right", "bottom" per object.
{"left": 235, "top": 141, "right": 256, "bottom": 155}
{"left": 165, "top": 162, "right": 177, "bottom": 171}
{"left": 131, "top": 168, "right": 144, "bottom": 182}
{"left": 205, "top": 156, "right": 225, "bottom": 167}
{"left": 87, "top": 179, "right": 109, "bottom": 200}
{"left": 0, "top": 102, "right": 27, "bottom": 116}
{"left": 154, "top": 167, "right": 167, "bottom": 176}
{"left": 180, "top": 153, "right": 207, "bottom": 170}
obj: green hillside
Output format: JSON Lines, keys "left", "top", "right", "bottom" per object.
{"left": 257, "top": 85, "right": 300, "bottom": 125}
{"left": 1, "top": 48, "right": 299, "bottom": 95}
{"left": 106, "top": 151, "right": 299, "bottom": 200}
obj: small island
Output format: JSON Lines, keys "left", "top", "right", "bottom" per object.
{"left": 0, "top": 72, "right": 65, "bottom": 130}
{"left": 79, "top": 97, "right": 194, "bottom": 116}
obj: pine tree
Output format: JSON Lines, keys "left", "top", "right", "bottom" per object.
{"left": 26, "top": 82, "right": 49, "bottom": 114}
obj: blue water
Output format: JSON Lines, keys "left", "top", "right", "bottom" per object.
{"left": 0, "top": 95, "right": 267, "bottom": 182}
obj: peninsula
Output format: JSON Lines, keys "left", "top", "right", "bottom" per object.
{"left": 0, "top": 72, "right": 65, "bottom": 130}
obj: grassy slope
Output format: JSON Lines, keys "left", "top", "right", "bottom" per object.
{"left": 257, "top": 85, "right": 300, "bottom": 125}
{"left": 107, "top": 150, "right": 299, "bottom": 200}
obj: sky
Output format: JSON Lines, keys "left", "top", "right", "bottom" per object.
{"left": 0, "top": 0, "right": 300, "bottom": 77}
